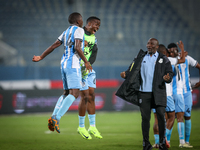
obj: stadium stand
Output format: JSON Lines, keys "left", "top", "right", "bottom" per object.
{"left": 0, "top": 0, "right": 200, "bottom": 80}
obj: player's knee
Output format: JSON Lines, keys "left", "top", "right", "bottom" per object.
{"left": 82, "top": 95, "right": 89, "bottom": 104}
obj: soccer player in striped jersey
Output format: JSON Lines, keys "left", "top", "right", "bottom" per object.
{"left": 152, "top": 42, "right": 185, "bottom": 148}
{"left": 77, "top": 16, "right": 102, "bottom": 140}
{"left": 178, "top": 47, "right": 200, "bottom": 147}
{"left": 168, "top": 42, "right": 197, "bottom": 148}
{"left": 32, "top": 12, "right": 92, "bottom": 134}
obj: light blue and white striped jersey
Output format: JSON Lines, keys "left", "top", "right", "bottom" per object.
{"left": 178, "top": 55, "right": 197, "bottom": 93}
{"left": 166, "top": 57, "right": 183, "bottom": 95}
{"left": 166, "top": 57, "right": 177, "bottom": 96}
{"left": 58, "top": 25, "right": 84, "bottom": 69}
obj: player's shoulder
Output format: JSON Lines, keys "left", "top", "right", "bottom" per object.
{"left": 76, "top": 26, "right": 84, "bottom": 31}
{"left": 186, "top": 55, "right": 196, "bottom": 61}
{"left": 186, "top": 55, "right": 192, "bottom": 59}
{"left": 74, "top": 26, "right": 84, "bottom": 35}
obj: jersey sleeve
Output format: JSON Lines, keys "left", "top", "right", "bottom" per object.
{"left": 187, "top": 55, "right": 198, "bottom": 67}
{"left": 74, "top": 27, "right": 84, "bottom": 41}
{"left": 88, "top": 44, "right": 98, "bottom": 64}
{"left": 58, "top": 31, "right": 65, "bottom": 44}
{"left": 168, "top": 57, "right": 178, "bottom": 65}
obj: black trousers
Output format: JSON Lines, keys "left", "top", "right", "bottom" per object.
{"left": 138, "top": 92, "right": 166, "bottom": 147}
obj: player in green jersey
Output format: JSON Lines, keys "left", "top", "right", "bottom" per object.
{"left": 77, "top": 16, "right": 102, "bottom": 140}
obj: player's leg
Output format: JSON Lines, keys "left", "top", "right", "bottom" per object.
{"left": 184, "top": 92, "right": 193, "bottom": 147}
{"left": 165, "top": 112, "right": 175, "bottom": 143}
{"left": 78, "top": 89, "right": 89, "bottom": 128}
{"left": 52, "top": 89, "right": 78, "bottom": 133}
{"left": 52, "top": 67, "right": 82, "bottom": 133}
{"left": 174, "top": 94, "right": 188, "bottom": 147}
{"left": 165, "top": 95, "right": 175, "bottom": 146}
{"left": 87, "top": 87, "right": 102, "bottom": 139}
{"left": 48, "top": 90, "right": 69, "bottom": 132}
{"left": 77, "top": 76, "right": 92, "bottom": 139}
{"left": 48, "top": 67, "right": 69, "bottom": 132}
{"left": 152, "top": 109, "right": 159, "bottom": 148}
{"left": 77, "top": 88, "right": 92, "bottom": 140}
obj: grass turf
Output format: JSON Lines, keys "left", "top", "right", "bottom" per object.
{"left": 1, "top": 109, "right": 200, "bottom": 150}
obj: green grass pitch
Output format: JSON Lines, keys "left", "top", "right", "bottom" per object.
{"left": 1, "top": 109, "right": 200, "bottom": 150}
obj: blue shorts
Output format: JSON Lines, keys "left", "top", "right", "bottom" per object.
{"left": 61, "top": 67, "right": 82, "bottom": 90}
{"left": 183, "top": 91, "right": 193, "bottom": 117}
{"left": 173, "top": 94, "right": 185, "bottom": 113}
{"left": 80, "top": 69, "right": 96, "bottom": 91}
{"left": 165, "top": 96, "right": 175, "bottom": 112}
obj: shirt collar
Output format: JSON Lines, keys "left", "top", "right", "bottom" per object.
{"left": 147, "top": 51, "right": 158, "bottom": 57}
{"left": 84, "top": 27, "right": 92, "bottom": 36}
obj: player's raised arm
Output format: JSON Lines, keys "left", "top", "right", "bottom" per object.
{"left": 32, "top": 40, "right": 62, "bottom": 62}
{"left": 177, "top": 40, "right": 185, "bottom": 64}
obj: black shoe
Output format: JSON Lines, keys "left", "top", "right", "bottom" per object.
{"left": 159, "top": 144, "right": 168, "bottom": 150}
{"left": 143, "top": 143, "right": 152, "bottom": 150}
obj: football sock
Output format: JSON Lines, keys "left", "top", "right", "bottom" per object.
{"left": 52, "top": 95, "right": 65, "bottom": 116}
{"left": 165, "top": 128, "right": 170, "bottom": 140}
{"left": 79, "top": 116, "right": 85, "bottom": 127}
{"left": 185, "top": 119, "right": 191, "bottom": 143}
{"left": 154, "top": 134, "right": 159, "bottom": 144}
{"left": 177, "top": 122, "right": 185, "bottom": 144}
{"left": 167, "top": 127, "right": 173, "bottom": 142}
{"left": 56, "top": 94, "right": 75, "bottom": 120}
{"left": 88, "top": 114, "right": 96, "bottom": 127}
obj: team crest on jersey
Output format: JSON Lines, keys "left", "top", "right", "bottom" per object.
{"left": 158, "top": 58, "right": 163, "bottom": 63}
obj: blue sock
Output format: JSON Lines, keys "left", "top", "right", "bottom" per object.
{"left": 52, "top": 95, "right": 65, "bottom": 116}
{"left": 56, "top": 94, "right": 75, "bottom": 120}
{"left": 154, "top": 134, "right": 159, "bottom": 144}
{"left": 165, "top": 128, "right": 170, "bottom": 140}
{"left": 177, "top": 122, "right": 185, "bottom": 140}
{"left": 88, "top": 114, "right": 96, "bottom": 127}
{"left": 185, "top": 119, "right": 191, "bottom": 143}
{"left": 78, "top": 116, "right": 85, "bottom": 127}
{"left": 167, "top": 127, "right": 173, "bottom": 142}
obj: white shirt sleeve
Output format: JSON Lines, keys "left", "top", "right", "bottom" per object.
{"left": 74, "top": 27, "right": 84, "bottom": 41}
{"left": 168, "top": 57, "right": 178, "bottom": 65}
{"left": 58, "top": 31, "right": 65, "bottom": 43}
{"left": 187, "top": 55, "right": 198, "bottom": 67}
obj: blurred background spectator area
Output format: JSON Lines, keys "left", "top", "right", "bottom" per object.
{"left": 0, "top": 0, "right": 200, "bottom": 80}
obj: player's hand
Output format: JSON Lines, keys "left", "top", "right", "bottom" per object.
{"left": 184, "top": 51, "right": 188, "bottom": 56}
{"left": 192, "top": 81, "right": 200, "bottom": 89}
{"left": 120, "top": 72, "right": 126, "bottom": 79}
{"left": 163, "top": 73, "right": 170, "bottom": 82}
{"left": 84, "top": 40, "right": 88, "bottom": 47}
{"left": 85, "top": 61, "right": 92, "bottom": 73}
{"left": 32, "top": 55, "right": 42, "bottom": 62}
{"left": 177, "top": 40, "right": 184, "bottom": 51}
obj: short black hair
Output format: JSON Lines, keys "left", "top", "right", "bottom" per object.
{"left": 168, "top": 43, "right": 177, "bottom": 49}
{"left": 68, "top": 12, "right": 82, "bottom": 24}
{"left": 158, "top": 44, "right": 166, "bottom": 51}
{"left": 158, "top": 44, "right": 168, "bottom": 53}
{"left": 86, "top": 16, "right": 100, "bottom": 24}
